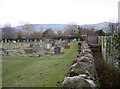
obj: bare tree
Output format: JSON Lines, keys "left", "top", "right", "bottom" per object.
{"left": 63, "top": 24, "right": 78, "bottom": 36}
{"left": 57, "top": 30, "right": 63, "bottom": 36}
{"left": 2, "top": 24, "right": 16, "bottom": 39}
{"left": 80, "top": 27, "right": 96, "bottom": 36}
{"left": 21, "top": 23, "right": 35, "bottom": 38}
{"left": 43, "top": 28, "right": 56, "bottom": 38}
{"left": 87, "top": 27, "right": 96, "bottom": 36}
{"left": 16, "top": 31, "right": 23, "bottom": 39}
{"left": 29, "top": 31, "right": 43, "bottom": 38}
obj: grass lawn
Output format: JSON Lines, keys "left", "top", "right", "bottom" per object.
{"left": 2, "top": 42, "right": 78, "bottom": 87}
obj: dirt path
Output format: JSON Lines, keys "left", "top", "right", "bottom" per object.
{"left": 90, "top": 44, "right": 120, "bottom": 87}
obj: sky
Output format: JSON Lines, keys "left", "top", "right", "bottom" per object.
{"left": 0, "top": 0, "right": 119, "bottom": 26}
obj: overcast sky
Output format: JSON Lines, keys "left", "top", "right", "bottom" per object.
{"left": 0, "top": 0, "right": 119, "bottom": 26}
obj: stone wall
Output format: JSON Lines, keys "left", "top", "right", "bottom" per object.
{"left": 61, "top": 42, "right": 96, "bottom": 88}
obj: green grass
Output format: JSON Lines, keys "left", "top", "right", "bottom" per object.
{"left": 2, "top": 42, "right": 78, "bottom": 87}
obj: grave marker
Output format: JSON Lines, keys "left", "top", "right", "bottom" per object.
{"left": 34, "top": 39, "right": 37, "bottom": 42}
{"left": 30, "top": 43, "right": 34, "bottom": 48}
{"left": 64, "top": 44, "right": 70, "bottom": 49}
{"left": 5, "top": 39, "right": 7, "bottom": 43}
{"left": 17, "top": 40, "right": 20, "bottom": 43}
{"left": 54, "top": 45, "right": 61, "bottom": 54}
{"left": 26, "top": 39, "right": 29, "bottom": 43}
{"left": 8, "top": 40, "right": 11, "bottom": 43}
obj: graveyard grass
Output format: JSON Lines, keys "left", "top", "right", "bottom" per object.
{"left": 2, "top": 42, "right": 78, "bottom": 87}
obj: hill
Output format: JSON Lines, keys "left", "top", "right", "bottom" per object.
{"left": 15, "top": 22, "right": 110, "bottom": 32}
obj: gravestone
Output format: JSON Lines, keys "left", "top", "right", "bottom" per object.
{"left": 54, "top": 45, "right": 61, "bottom": 54}
{"left": 58, "top": 39, "right": 62, "bottom": 44}
{"left": 30, "top": 40, "right": 32, "bottom": 42}
{"left": 72, "top": 38, "right": 77, "bottom": 42}
{"left": 17, "top": 40, "right": 20, "bottom": 43}
{"left": 34, "top": 39, "right": 37, "bottom": 42}
{"left": 8, "top": 40, "right": 11, "bottom": 43}
{"left": 13, "top": 40, "right": 16, "bottom": 44}
{"left": 40, "top": 40, "right": 42, "bottom": 43}
{"left": 26, "top": 39, "right": 29, "bottom": 43}
{"left": 46, "top": 44, "right": 50, "bottom": 49}
{"left": 64, "top": 44, "right": 70, "bottom": 49}
{"left": 50, "top": 46, "right": 55, "bottom": 52}
{"left": 23, "top": 40, "right": 25, "bottom": 43}
{"left": 5, "top": 39, "right": 7, "bottom": 43}
{"left": 30, "top": 43, "right": 34, "bottom": 48}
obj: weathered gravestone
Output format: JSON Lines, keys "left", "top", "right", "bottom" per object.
{"left": 38, "top": 45, "right": 46, "bottom": 52}
{"left": 46, "top": 44, "right": 50, "bottom": 50}
{"left": 78, "top": 38, "right": 80, "bottom": 41}
{"left": 26, "top": 39, "right": 29, "bottom": 43}
{"left": 54, "top": 45, "right": 61, "bottom": 54}
{"left": 29, "top": 43, "right": 34, "bottom": 48}
{"left": 30, "top": 40, "right": 33, "bottom": 42}
{"left": 34, "top": 39, "right": 37, "bottom": 42}
{"left": 8, "top": 40, "right": 11, "bottom": 43}
{"left": 5, "top": 39, "right": 7, "bottom": 43}
{"left": 40, "top": 40, "right": 42, "bottom": 43}
{"left": 17, "top": 40, "right": 20, "bottom": 43}
{"left": 23, "top": 40, "right": 25, "bottom": 43}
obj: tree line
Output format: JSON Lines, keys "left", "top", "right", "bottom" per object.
{"left": 1, "top": 22, "right": 119, "bottom": 40}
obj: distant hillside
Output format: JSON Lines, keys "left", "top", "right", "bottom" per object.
{"left": 15, "top": 22, "right": 110, "bottom": 32}
{"left": 15, "top": 24, "right": 67, "bottom": 32}
{"left": 81, "top": 22, "right": 110, "bottom": 32}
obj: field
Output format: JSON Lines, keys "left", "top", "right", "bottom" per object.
{"left": 2, "top": 42, "right": 78, "bottom": 87}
